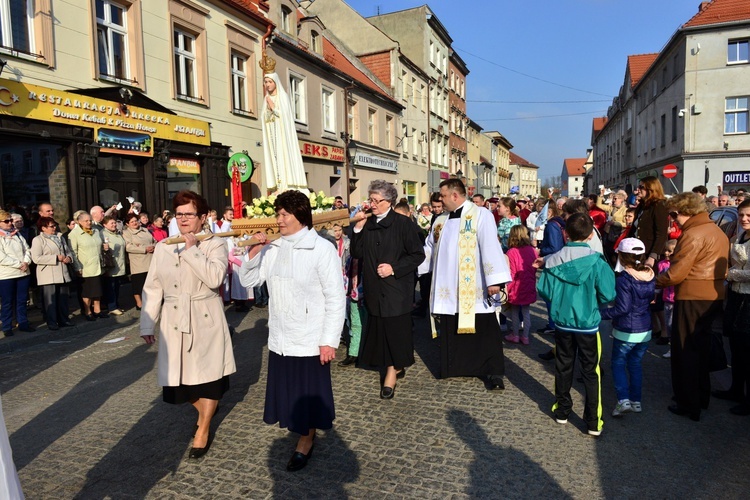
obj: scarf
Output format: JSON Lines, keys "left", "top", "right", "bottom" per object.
{"left": 82, "top": 227, "right": 94, "bottom": 235}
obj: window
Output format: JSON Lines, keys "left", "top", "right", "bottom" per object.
{"left": 411, "top": 78, "right": 417, "bottom": 107}
{"left": 429, "top": 41, "right": 434, "bottom": 64}
{"left": 0, "top": 0, "right": 34, "bottom": 54}
{"left": 402, "top": 124, "right": 408, "bottom": 155}
{"left": 401, "top": 70, "right": 407, "bottom": 102}
{"left": 96, "top": 0, "right": 129, "bottom": 80}
{"left": 173, "top": 28, "right": 198, "bottom": 99}
{"left": 367, "top": 108, "right": 376, "bottom": 144}
{"left": 420, "top": 84, "right": 426, "bottom": 112}
{"left": 385, "top": 115, "right": 393, "bottom": 150}
{"left": 310, "top": 30, "right": 320, "bottom": 54}
{"left": 289, "top": 73, "right": 306, "bottom": 123}
{"left": 348, "top": 98, "right": 358, "bottom": 139}
{"left": 227, "top": 24, "right": 256, "bottom": 116}
{"left": 40, "top": 149, "right": 51, "bottom": 172}
{"left": 725, "top": 97, "right": 749, "bottom": 134}
{"left": 281, "top": 6, "right": 293, "bottom": 34}
{"left": 660, "top": 114, "right": 666, "bottom": 147}
{"left": 229, "top": 52, "right": 248, "bottom": 113}
{"left": 420, "top": 132, "right": 426, "bottom": 161}
{"left": 671, "top": 106, "right": 678, "bottom": 142}
{"left": 411, "top": 128, "right": 417, "bottom": 157}
{"left": 728, "top": 40, "right": 749, "bottom": 64}
{"left": 651, "top": 121, "right": 656, "bottom": 150}
{"left": 322, "top": 87, "right": 335, "bottom": 133}
{"left": 22, "top": 150, "right": 32, "bottom": 174}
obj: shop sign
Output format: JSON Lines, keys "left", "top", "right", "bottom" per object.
{"left": 724, "top": 171, "right": 750, "bottom": 185}
{"left": 352, "top": 151, "right": 397, "bottom": 172}
{"left": 0, "top": 78, "right": 211, "bottom": 146}
{"left": 97, "top": 128, "right": 152, "bottom": 157}
{"left": 168, "top": 158, "right": 201, "bottom": 174}
{"left": 227, "top": 152, "right": 253, "bottom": 182}
{"left": 299, "top": 140, "right": 345, "bottom": 162}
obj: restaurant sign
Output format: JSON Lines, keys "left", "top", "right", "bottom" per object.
{"left": 0, "top": 78, "right": 211, "bottom": 146}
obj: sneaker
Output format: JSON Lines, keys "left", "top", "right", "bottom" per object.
{"left": 536, "top": 326, "right": 555, "bottom": 335}
{"left": 110, "top": 309, "right": 124, "bottom": 316}
{"left": 631, "top": 401, "right": 642, "bottom": 413}
{"left": 520, "top": 336, "right": 530, "bottom": 345}
{"left": 588, "top": 428, "right": 602, "bottom": 437}
{"left": 662, "top": 349, "right": 671, "bottom": 359}
{"left": 612, "top": 399, "right": 632, "bottom": 417}
{"left": 553, "top": 412, "right": 568, "bottom": 424}
{"left": 504, "top": 334, "right": 520, "bottom": 343}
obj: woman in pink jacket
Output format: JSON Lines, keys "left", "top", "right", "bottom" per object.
{"left": 504, "top": 225, "right": 539, "bottom": 345}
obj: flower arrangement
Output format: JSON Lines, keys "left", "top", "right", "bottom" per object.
{"left": 246, "top": 195, "right": 277, "bottom": 218}
{"left": 309, "top": 190, "right": 335, "bottom": 214}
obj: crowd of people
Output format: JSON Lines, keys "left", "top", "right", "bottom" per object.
{"left": 2, "top": 177, "right": 748, "bottom": 474}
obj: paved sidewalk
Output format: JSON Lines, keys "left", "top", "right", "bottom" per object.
{"left": 2, "top": 302, "right": 749, "bottom": 499}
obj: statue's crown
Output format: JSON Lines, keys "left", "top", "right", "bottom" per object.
{"left": 259, "top": 52, "right": 276, "bottom": 74}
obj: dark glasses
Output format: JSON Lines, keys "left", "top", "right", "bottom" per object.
{"left": 0, "top": 219, "right": 11, "bottom": 223}
{"left": 668, "top": 211, "right": 679, "bottom": 219}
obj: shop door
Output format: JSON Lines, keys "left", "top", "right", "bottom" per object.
{"left": 96, "top": 155, "right": 146, "bottom": 214}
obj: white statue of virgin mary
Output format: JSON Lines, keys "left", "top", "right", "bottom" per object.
{"left": 260, "top": 54, "right": 309, "bottom": 194}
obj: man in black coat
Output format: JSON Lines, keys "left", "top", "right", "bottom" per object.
{"left": 351, "top": 180, "right": 425, "bottom": 399}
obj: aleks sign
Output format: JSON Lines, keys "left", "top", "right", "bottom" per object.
{"left": 0, "top": 78, "right": 211, "bottom": 146}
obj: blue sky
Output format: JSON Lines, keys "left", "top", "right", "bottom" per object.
{"left": 340, "top": 0, "right": 706, "bottom": 181}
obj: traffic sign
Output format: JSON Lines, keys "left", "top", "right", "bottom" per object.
{"left": 662, "top": 164, "right": 678, "bottom": 179}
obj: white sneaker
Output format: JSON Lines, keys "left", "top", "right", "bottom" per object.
{"left": 631, "top": 401, "right": 642, "bottom": 413}
{"left": 588, "top": 428, "right": 602, "bottom": 437}
{"left": 662, "top": 349, "right": 671, "bottom": 359}
{"left": 612, "top": 399, "right": 632, "bottom": 417}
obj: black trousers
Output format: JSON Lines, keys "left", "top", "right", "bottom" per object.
{"left": 724, "top": 290, "right": 750, "bottom": 403}
{"left": 553, "top": 330, "right": 603, "bottom": 432}
{"left": 671, "top": 300, "right": 721, "bottom": 416}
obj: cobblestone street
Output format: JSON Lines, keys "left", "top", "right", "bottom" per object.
{"left": 2, "top": 301, "right": 749, "bottom": 499}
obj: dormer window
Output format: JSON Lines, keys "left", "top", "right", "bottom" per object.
{"left": 281, "top": 5, "right": 292, "bottom": 34}
{"left": 311, "top": 30, "right": 320, "bottom": 53}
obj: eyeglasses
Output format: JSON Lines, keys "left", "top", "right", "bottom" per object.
{"left": 637, "top": 185, "right": 647, "bottom": 191}
{"left": 368, "top": 198, "right": 387, "bottom": 205}
{"left": 0, "top": 219, "right": 11, "bottom": 224}
{"left": 668, "top": 211, "right": 679, "bottom": 219}
{"left": 174, "top": 212, "right": 199, "bottom": 219}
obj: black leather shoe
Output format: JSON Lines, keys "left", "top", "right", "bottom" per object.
{"left": 338, "top": 355, "right": 358, "bottom": 366}
{"left": 396, "top": 368, "right": 406, "bottom": 379}
{"left": 538, "top": 350, "right": 555, "bottom": 361}
{"left": 85, "top": 314, "right": 96, "bottom": 322}
{"left": 286, "top": 446, "right": 313, "bottom": 471}
{"left": 19, "top": 324, "right": 35, "bottom": 332}
{"left": 730, "top": 403, "right": 750, "bottom": 416}
{"left": 484, "top": 375, "right": 505, "bottom": 391}
{"left": 668, "top": 404, "right": 699, "bottom": 421}
{"left": 189, "top": 438, "right": 211, "bottom": 459}
{"left": 48, "top": 324, "right": 60, "bottom": 331}
{"left": 96, "top": 312, "right": 110, "bottom": 319}
{"left": 712, "top": 389, "right": 742, "bottom": 402}
{"left": 380, "top": 386, "right": 395, "bottom": 399}
{"left": 61, "top": 321, "right": 75, "bottom": 327}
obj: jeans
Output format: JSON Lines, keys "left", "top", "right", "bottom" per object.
{"left": 253, "top": 283, "right": 268, "bottom": 306}
{"left": 0, "top": 275, "right": 30, "bottom": 331}
{"left": 611, "top": 338, "right": 649, "bottom": 402}
{"left": 102, "top": 275, "right": 121, "bottom": 311}
{"left": 41, "top": 284, "right": 70, "bottom": 327}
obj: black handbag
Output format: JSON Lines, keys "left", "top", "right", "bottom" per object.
{"left": 102, "top": 248, "right": 116, "bottom": 270}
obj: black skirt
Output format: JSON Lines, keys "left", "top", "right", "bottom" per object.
{"left": 264, "top": 351, "right": 335, "bottom": 435}
{"left": 360, "top": 313, "right": 415, "bottom": 369}
{"left": 81, "top": 276, "right": 102, "bottom": 298}
{"left": 162, "top": 376, "right": 230, "bottom": 405}
{"left": 130, "top": 272, "right": 147, "bottom": 296}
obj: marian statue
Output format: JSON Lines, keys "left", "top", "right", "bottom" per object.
{"left": 260, "top": 53, "right": 309, "bottom": 194}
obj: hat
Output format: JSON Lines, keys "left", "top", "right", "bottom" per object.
{"left": 516, "top": 199, "right": 527, "bottom": 205}
{"left": 616, "top": 237, "right": 645, "bottom": 254}
{"left": 487, "top": 197, "right": 499, "bottom": 203}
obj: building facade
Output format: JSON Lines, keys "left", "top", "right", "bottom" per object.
{"left": 592, "top": 0, "right": 750, "bottom": 195}
{"left": 561, "top": 157, "right": 587, "bottom": 197}
{"left": 449, "top": 52, "right": 468, "bottom": 187}
{"left": 508, "top": 152, "right": 540, "bottom": 198}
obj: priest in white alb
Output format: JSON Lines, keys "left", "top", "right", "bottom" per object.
{"left": 418, "top": 178, "right": 512, "bottom": 390}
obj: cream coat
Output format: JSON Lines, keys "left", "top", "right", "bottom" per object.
{"left": 728, "top": 229, "right": 750, "bottom": 295}
{"left": 102, "top": 229, "right": 127, "bottom": 278}
{"left": 238, "top": 227, "right": 345, "bottom": 357}
{"left": 30, "top": 234, "right": 73, "bottom": 285}
{"left": 0, "top": 232, "right": 31, "bottom": 280}
{"left": 68, "top": 225, "right": 103, "bottom": 277}
{"left": 140, "top": 236, "right": 236, "bottom": 387}
{"left": 123, "top": 227, "right": 155, "bottom": 275}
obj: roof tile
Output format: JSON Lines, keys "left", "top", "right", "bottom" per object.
{"left": 683, "top": 0, "right": 750, "bottom": 28}
{"left": 563, "top": 158, "right": 587, "bottom": 176}
{"left": 627, "top": 53, "right": 658, "bottom": 88}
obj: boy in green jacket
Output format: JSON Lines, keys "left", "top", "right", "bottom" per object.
{"left": 537, "top": 213, "right": 616, "bottom": 436}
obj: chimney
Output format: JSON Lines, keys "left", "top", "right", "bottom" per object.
{"left": 698, "top": 2, "right": 710, "bottom": 12}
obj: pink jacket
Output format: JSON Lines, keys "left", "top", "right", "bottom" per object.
{"left": 506, "top": 245, "right": 538, "bottom": 306}
{"left": 658, "top": 259, "right": 675, "bottom": 303}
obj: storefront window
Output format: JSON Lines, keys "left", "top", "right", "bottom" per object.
{"left": 0, "top": 140, "right": 57, "bottom": 211}
{"left": 403, "top": 180, "right": 416, "bottom": 206}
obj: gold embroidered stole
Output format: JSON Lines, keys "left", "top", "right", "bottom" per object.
{"left": 457, "top": 203, "right": 479, "bottom": 333}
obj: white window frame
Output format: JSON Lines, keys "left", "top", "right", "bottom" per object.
{"left": 322, "top": 86, "right": 335, "bottom": 133}
{"left": 385, "top": 115, "right": 392, "bottom": 150}
{"left": 367, "top": 107, "right": 377, "bottom": 144}
{"left": 96, "top": 0, "right": 130, "bottom": 81}
{"left": 0, "top": 0, "right": 35, "bottom": 57}
{"left": 348, "top": 98, "right": 357, "bottom": 140}
{"left": 289, "top": 72, "right": 307, "bottom": 124}
{"left": 311, "top": 30, "right": 320, "bottom": 53}
{"left": 728, "top": 39, "right": 749, "bottom": 64}
{"left": 402, "top": 124, "right": 408, "bottom": 155}
{"left": 281, "top": 5, "right": 293, "bottom": 34}
{"left": 725, "top": 96, "right": 749, "bottom": 135}
{"left": 230, "top": 51, "right": 248, "bottom": 113}
{"left": 173, "top": 28, "right": 198, "bottom": 99}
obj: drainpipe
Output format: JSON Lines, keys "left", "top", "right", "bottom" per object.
{"left": 342, "top": 84, "right": 355, "bottom": 206}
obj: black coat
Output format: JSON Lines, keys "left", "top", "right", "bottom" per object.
{"left": 633, "top": 200, "right": 668, "bottom": 261}
{"left": 351, "top": 210, "right": 425, "bottom": 317}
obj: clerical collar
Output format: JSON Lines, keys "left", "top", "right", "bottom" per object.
{"left": 448, "top": 200, "right": 470, "bottom": 219}
{"left": 376, "top": 208, "right": 391, "bottom": 223}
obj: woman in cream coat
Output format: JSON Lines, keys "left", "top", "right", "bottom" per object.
{"left": 240, "top": 190, "right": 345, "bottom": 472}
{"left": 0, "top": 210, "right": 32, "bottom": 336}
{"left": 123, "top": 213, "right": 155, "bottom": 310}
{"left": 31, "top": 216, "right": 74, "bottom": 330}
{"left": 140, "top": 190, "right": 235, "bottom": 460}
